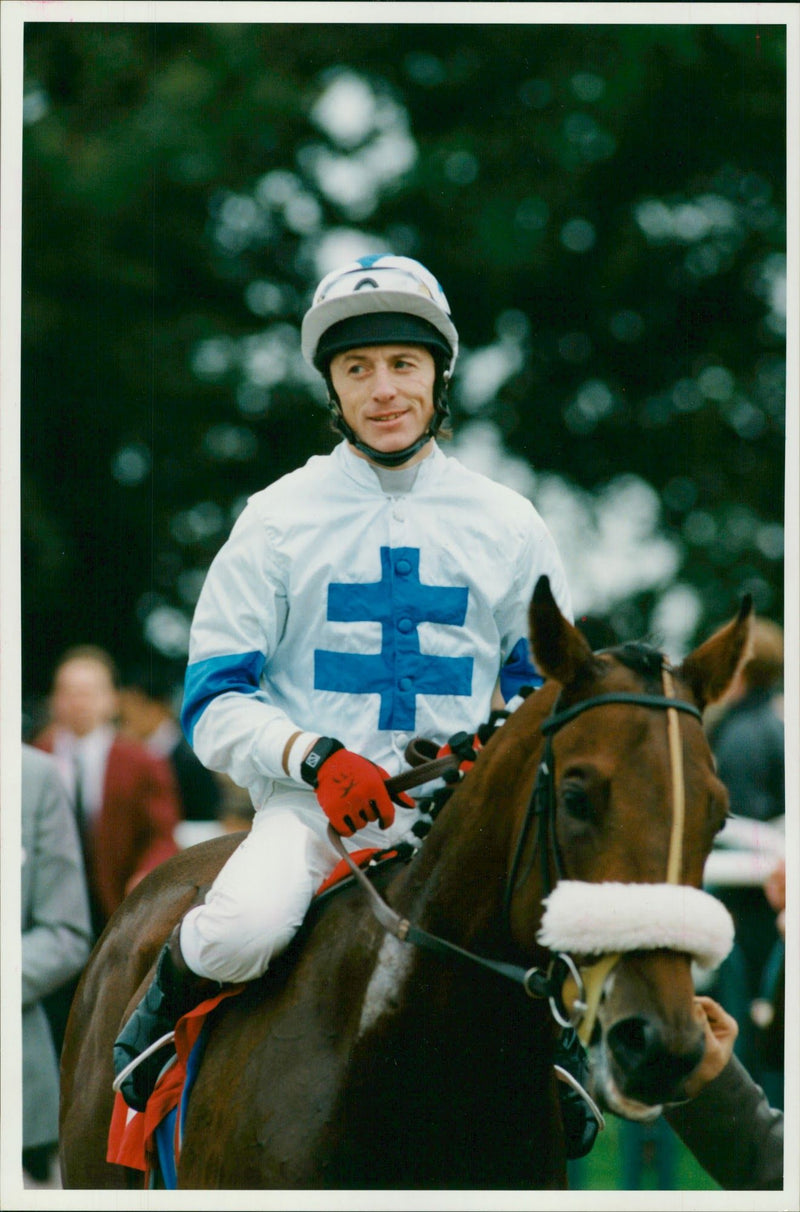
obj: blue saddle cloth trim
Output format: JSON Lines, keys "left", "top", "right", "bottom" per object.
{"left": 152, "top": 1020, "right": 212, "bottom": 1189}
{"left": 153, "top": 1107, "right": 178, "bottom": 1189}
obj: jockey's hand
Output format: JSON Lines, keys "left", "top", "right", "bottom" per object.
{"left": 304, "top": 741, "right": 412, "bottom": 837}
{"left": 436, "top": 730, "right": 482, "bottom": 780}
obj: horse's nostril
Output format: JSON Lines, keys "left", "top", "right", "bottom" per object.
{"left": 607, "top": 1015, "right": 658, "bottom": 1069}
{"left": 607, "top": 1016, "right": 703, "bottom": 1104}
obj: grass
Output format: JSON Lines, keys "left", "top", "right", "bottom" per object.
{"left": 567, "top": 1114, "right": 721, "bottom": 1191}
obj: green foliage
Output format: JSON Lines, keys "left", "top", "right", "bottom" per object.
{"left": 21, "top": 20, "right": 786, "bottom": 703}
{"left": 568, "top": 1113, "right": 721, "bottom": 1191}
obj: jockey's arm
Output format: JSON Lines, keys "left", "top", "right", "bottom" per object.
{"left": 181, "top": 505, "right": 319, "bottom": 791}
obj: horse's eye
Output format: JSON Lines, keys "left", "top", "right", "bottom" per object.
{"left": 560, "top": 780, "right": 594, "bottom": 823}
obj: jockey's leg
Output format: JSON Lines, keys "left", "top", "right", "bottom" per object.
{"left": 179, "top": 803, "right": 339, "bottom": 982}
{"left": 112, "top": 802, "right": 339, "bottom": 1111}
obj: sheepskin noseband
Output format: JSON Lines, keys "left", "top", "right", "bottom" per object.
{"left": 537, "top": 880, "right": 734, "bottom": 971}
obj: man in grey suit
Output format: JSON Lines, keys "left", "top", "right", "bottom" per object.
{"left": 21, "top": 743, "right": 93, "bottom": 1186}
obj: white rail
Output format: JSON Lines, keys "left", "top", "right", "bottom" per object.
{"left": 703, "top": 815, "right": 785, "bottom": 888}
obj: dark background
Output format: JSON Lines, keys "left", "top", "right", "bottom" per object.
{"left": 20, "top": 19, "right": 787, "bottom": 717}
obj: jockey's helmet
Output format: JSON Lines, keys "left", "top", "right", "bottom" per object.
{"left": 301, "top": 254, "right": 459, "bottom": 467}
{"left": 301, "top": 254, "right": 459, "bottom": 375}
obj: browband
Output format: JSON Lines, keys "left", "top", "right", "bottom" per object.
{"left": 541, "top": 693, "right": 702, "bottom": 736}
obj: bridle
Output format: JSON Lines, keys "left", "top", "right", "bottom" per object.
{"left": 327, "top": 665, "right": 712, "bottom": 1134}
{"left": 502, "top": 665, "right": 702, "bottom": 1045}
{"left": 329, "top": 664, "right": 703, "bottom": 1042}
{"left": 505, "top": 667, "right": 700, "bottom": 906}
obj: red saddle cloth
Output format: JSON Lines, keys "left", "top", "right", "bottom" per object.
{"left": 315, "top": 846, "right": 382, "bottom": 894}
{"left": 107, "top": 986, "right": 243, "bottom": 1175}
{"left": 106, "top": 847, "right": 388, "bottom": 1176}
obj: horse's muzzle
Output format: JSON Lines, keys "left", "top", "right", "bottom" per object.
{"left": 605, "top": 1013, "right": 705, "bottom": 1108}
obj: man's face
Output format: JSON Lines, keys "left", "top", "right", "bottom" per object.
{"left": 50, "top": 658, "right": 119, "bottom": 738}
{"left": 117, "top": 687, "right": 161, "bottom": 741}
{"left": 329, "top": 344, "right": 436, "bottom": 464}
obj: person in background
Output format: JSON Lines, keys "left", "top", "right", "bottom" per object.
{"left": 751, "top": 856, "right": 785, "bottom": 1109}
{"left": 33, "top": 644, "right": 181, "bottom": 1052}
{"left": 705, "top": 617, "right": 785, "bottom": 1089}
{"left": 21, "top": 744, "right": 93, "bottom": 1188}
{"left": 664, "top": 995, "right": 783, "bottom": 1190}
{"left": 118, "top": 659, "right": 223, "bottom": 825}
{"left": 709, "top": 616, "right": 784, "bottom": 823}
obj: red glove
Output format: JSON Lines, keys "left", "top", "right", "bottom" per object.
{"left": 303, "top": 741, "right": 412, "bottom": 837}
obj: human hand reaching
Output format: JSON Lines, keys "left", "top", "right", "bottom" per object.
{"left": 684, "top": 995, "right": 739, "bottom": 1099}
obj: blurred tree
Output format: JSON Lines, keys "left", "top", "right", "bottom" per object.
{"left": 21, "top": 20, "right": 786, "bottom": 707}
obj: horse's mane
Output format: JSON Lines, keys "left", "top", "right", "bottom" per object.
{"left": 600, "top": 639, "right": 666, "bottom": 692}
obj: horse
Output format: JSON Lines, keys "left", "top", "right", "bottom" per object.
{"left": 59, "top": 575, "right": 752, "bottom": 1190}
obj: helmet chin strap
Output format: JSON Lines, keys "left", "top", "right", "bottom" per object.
{"left": 327, "top": 377, "right": 451, "bottom": 470}
{"left": 331, "top": 408, "right": 437, "bottom": 468}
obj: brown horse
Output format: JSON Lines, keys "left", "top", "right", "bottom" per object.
{"left": 59, "top": 576, "right": 751, "bottom": 1190}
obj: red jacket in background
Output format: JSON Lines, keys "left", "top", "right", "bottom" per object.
{"left": 34, "top": 730, "right": 181, "bottom": 925}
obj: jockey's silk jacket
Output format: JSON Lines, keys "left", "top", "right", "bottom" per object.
{"left": 182, "top": 440, "right": 572, "bottom": 816}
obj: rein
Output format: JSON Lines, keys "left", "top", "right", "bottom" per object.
{"left": 326, "top": 823, "right": 555, "bottom": 999}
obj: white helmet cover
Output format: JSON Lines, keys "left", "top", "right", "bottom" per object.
{"left": 301, "top": 254, "right": 459, "bottom": 376}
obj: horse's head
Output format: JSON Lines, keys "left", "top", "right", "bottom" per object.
{"left": 520, "top": 575, "right": 752, "bottom": 1120}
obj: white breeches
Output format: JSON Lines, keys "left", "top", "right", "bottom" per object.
{"left": 179, "top": 785, "right": 419, "bottom": 983}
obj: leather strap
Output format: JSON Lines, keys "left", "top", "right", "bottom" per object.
{"left": 300, "top": 737, "right": 344, "bottom": 787}
{"left": 541, "top": 693, "right": 702, "bottom": 735}
{"left": 325, "top": 824, "right": 552, "bottom": 997}
{"left": 385, "top": 740, "right": 461, "bottom": 796}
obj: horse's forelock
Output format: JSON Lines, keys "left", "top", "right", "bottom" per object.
{"left": 607, "top": 641, "right": 665, "bottom": 690}
{"left": 555, "top": 640, "right": 664, "bottom": 706}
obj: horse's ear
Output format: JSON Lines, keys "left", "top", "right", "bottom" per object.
{"left": 529, "top": 575, "right": 597, "bottom": 686}
{"left": 677, "top": 594, "right": 754, "bottom": 709}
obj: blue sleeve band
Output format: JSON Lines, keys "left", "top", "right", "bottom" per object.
{"left": 500, "top": 636, "right": 544, "bottom": 702}
{"left": 181, "top": 650, "right": 266, "bottom": 744}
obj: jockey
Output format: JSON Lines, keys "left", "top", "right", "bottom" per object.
{"left": 113, "top": 253, "right": 574, "bottom": 1113}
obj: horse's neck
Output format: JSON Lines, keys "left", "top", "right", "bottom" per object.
{"left": 340, "top": 763, "right": 561, "bottom": 1187}
{"left": 332, "top": 686, "right": 564, "bottom": 1182}
{"left": 392, "top": 685, "right": 555, "bottom": 952}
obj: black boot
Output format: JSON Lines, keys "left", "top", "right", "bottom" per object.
{"left": 113, "top": 925, "right": 220, "bottom": 1112}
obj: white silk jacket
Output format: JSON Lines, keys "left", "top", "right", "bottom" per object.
{"left": 182, "top": 441, "right": 572, "bottom": 815}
